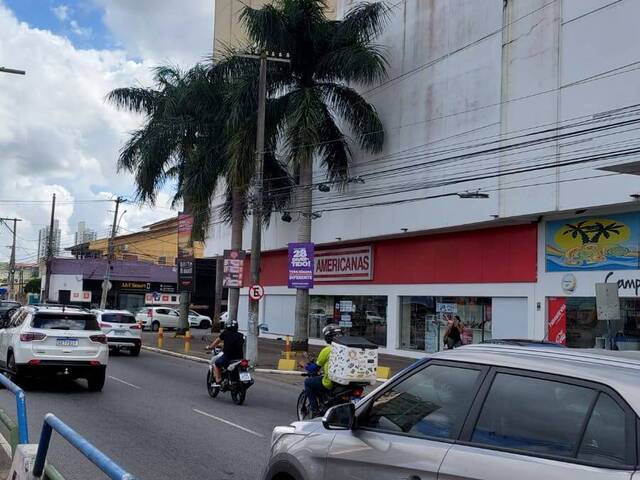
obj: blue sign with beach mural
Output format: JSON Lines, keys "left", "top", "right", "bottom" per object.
{"left": 546, "top": 212, "right": 640, "bottom": 271}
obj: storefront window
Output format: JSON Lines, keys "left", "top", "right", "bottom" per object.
{"left": 309, "top": 295, "right": 387, "bottom": 346}
{"left": 563, "top": 297, "right": 640, "bottom": 349}
{"left": 400, "top": 296, "right": 492, "bottom": 353}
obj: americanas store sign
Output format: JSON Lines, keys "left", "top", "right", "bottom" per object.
{"left": 314, "top": 246, "right": 373, "bottom": 282}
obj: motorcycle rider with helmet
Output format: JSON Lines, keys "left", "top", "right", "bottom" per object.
{"left": 206, "top": 320, "right": 244, "bottom": 387}
{"left": 304, "top": 324, "right": 342, "bottom": 417}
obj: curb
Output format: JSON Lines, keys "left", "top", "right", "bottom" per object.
{"left": 141, "top": 346, "right": 388, "bottom": 382}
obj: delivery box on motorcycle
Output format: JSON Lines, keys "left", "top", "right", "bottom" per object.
{"left": 328, "top": 336, "right": 378, "bottom": 385}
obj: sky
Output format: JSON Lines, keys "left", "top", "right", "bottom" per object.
{"left": 0, "top": 0, "right": 214, "bottom": 263}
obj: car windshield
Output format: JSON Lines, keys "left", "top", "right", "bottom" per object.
{"left": 102, "top": 313, "right": 136, "bottom": 324}
{"left": 189, "top": 310, "right": 199, "bottom": 316}
{"left": 31, "top": 313, "right": 100, "bottom": 331}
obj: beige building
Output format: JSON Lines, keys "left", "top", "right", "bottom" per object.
{"left": 214, "top": 0, "right": 336, "bottom": 54}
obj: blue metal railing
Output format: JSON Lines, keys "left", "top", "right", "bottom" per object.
{"left": 33, "top": 414, "right": 136, "bottom": 480}
{"left": 0, "top": 374, "right": 29, "bottom": 444}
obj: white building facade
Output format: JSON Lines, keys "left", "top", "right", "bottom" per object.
{"left": 206, "top": 0, "right": 640, "bottom": 357}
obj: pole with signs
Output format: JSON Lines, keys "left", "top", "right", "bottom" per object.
{"left": 595, "top": 281, "right": 620, "bottom": 350}
{"left": 177, "top": 213, "right": 194, "bottom": 333}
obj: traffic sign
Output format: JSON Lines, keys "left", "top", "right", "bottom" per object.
{"left": 249, "top": 284, "right": 265, "bottom": 301}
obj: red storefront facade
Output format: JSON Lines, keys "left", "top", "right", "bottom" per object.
{"left": 240, "top": 223, "right": 538, "bottom": 357}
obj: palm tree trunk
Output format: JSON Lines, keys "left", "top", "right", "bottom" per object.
{"left": 293, "top": 156, "right": 313, "bottom": 352}
{"left": 227, "top": 186, "right": 244, "bottom": 325}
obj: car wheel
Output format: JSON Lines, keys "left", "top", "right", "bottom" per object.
{"left": 87, "top": 369, "right": 106, "bottom": 392}
{"left": 151, "top": 321, "right": 160, "bottom": 332}
{"left": 6, "top": 352, "right": 21, "bottom": 384}
{"left": 199, "top": 320, "right": 211, "bottom": 329}
{"left": 130, "top": 345, "right": 141, "bottom": 357}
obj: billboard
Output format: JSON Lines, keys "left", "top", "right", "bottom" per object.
{"left": 288, "top": 243, "right": 314, "bottom": 289}
{"left": 546, "top": 213, "right": 640, "bottom": 271}
{"left": 223, "top": 250, "right": 246, "bottom": 288}
{"left": 177, "top": 213, "right": 194, "bottom": 291}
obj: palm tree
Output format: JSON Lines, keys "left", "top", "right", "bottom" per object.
{"left": 588, "top": 222, "right": 625, "bottom": 243}
{"left": 239, "top": 0, "right": 390, "bottom": 350}
{"left": 108, "top": 62, "right": 293, "bottom": 329}
{"left": 562, "top": 221, "right": 591, "bottom": 245}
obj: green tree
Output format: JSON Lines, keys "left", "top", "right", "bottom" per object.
{"left": 107, "top": 63, "right": 292, "bottom": 328}
{"left": 239, "top": 0, "right": 389, "bottom": 349}
{"left": 24, "top": 277, "right": 41, "bottom": 294}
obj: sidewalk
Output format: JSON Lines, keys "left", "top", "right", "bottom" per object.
{"left": 140, "top": 330, "right": 417, "bottom": 376}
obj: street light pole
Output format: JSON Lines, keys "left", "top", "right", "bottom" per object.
{"left": 240, "top": 50, "right": 290, "bottom": 366}
{"left": 43, "top": 194, "right": 56, "bottom": 303}
{"left": 100, "top": 197, "right": 124, "bottom": 309}
{"left": 0, "top": 217, "right": 22, "bottom": 300}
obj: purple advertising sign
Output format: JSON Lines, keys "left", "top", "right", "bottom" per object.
{"left": 288, "top": 243, "right": 314, "bottom": 289}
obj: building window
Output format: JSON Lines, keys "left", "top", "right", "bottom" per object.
{"left": 400, "top": 296, "right": 492, "bottom": 352}
{"left": 309, "top": 295, "right": 387, "bottom": 346}
{"left": 552, "top": 297, "right": 640, "bottom": 349}
{"left": 158, "top": 256, "right": 167, "bottom": 265}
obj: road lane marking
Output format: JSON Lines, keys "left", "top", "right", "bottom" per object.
{"left": 108, "top": 376, "right": 141, "bottom": 389}
{"left": 193, "top": 408, "right": 265, "bottom": 438}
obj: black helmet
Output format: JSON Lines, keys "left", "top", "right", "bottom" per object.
{"left": 226, "top": 321, "right": 239, "bottom": 332}
{"left": 322, "top": 324, "right": 342, "bottom": 344}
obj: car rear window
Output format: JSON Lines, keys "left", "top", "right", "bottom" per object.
{"left": 31, "top": 313, "right": 100, "bottom": 331}
{"left": 101, "top": 314, "right": 136, "bottom": 324}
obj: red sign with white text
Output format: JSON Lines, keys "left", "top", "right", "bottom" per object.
{"left": 547, "top": 297, "right": 567, "bottom": 345}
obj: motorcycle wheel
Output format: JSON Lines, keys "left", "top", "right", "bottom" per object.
{"left": 297, "top": 391, "right": 314, "bottom": 421}
{"left": 206, "top": 370, "right": 220, "bottom": 398}
{"left": 231, "top": 386, "right": 246, "bottom": 405}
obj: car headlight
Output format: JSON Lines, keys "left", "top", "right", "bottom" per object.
{"left": 271, "top": 426, "right": 296, "bottom": 448}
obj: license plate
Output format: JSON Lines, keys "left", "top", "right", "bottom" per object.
{"left": 56, "top": 338, "right": 78, "bottom": 347}
{"left": 113, "top": 330, "right": 127, "bottom": 335}
{"left": 239, "top": 372, "right": 251, "bottom": 382}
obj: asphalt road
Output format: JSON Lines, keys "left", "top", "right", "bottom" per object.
{"left": 0, "top": 349, "right": 302, "bottom": 479}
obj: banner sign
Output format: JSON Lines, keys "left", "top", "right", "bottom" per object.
{"left": 288, "top": 243, "right": 314, "bottom": 289}
{"left": 547, "top": 297, "right": 567, "bottom": 345}
{"left": 71, "top": 291, "right": 92, "bottom": 302}
{"left": 177, "top": 213, "right": 194, "bottom": 291}
{"left": 178, "top": 259, "right": 194, "bottom": 291}
{"left": 145, "top": 292, "right": 180, "bottom": 305}
{"left": 314, "top": 246, "right": 372, "bottom": 282}
{"left": 223, "top": 250, "right": 246, "bottom": 288}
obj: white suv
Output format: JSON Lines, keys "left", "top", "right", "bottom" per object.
{"left": 92, "top": 310, "right": 142, "bottom": 356}
{"left": 0, "top": 305, "right": 108, "bottom": 391}
{"left": 136, "top": 306, "right": 180, "bottom": 331}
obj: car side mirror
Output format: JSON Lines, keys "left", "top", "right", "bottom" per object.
{"left": 322, "top": 403, "right": 355, "bottom": 431}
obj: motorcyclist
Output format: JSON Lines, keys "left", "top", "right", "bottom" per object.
{"left": 304, "top": 324, "right": 342, "bottom": 417}
{"left": 206, "top": 321, "right": 244, "bottom": 387}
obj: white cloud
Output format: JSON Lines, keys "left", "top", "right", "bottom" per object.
{"left": 51, "top": 5, "right": 70, "bottom": 22}
{"left": 95, "top": 0, "right": 213, "bottom": 65}
{"left": 0, "top": 2, "right": 176, "bottom": 262}
{"left": 69, "top": 19, "right": 92, "bottom": 37}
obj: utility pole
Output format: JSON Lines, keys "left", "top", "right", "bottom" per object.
{"left": 240, "top": 50, "right": 290, "bottom": 366}
{"left": 42, "top": 194, "right": 56, "bottom": 303}
{"left": 0, "top": 217, "right": 22, "bottom": 300}
{"left": 100, "top": 197, "right": 124, "bottom": 309}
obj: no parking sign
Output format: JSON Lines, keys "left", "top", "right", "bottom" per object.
{"left": 249, "top": 284, "right": 265, "bottom": 301}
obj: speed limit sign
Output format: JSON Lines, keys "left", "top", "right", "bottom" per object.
{"left": 249, "top": 284, "right": 265, "bottom": 301}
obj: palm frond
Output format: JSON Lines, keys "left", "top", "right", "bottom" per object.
{"left": 239, "top": 3, "right": 291, "bottom": 53}
{"left": 315, "top": 43, "right": 388, "bottom": 85}
{"left": 317, "top": 83, "right": 384, "bottom": 152}
{"left": 337, "top": 1, "right": 391, "bottom": 44}
{"left": 106, "top": 87, "right": 160, "bottom": 115}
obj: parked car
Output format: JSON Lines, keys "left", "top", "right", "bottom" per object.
{"left": 219, "top": 311, "right": 228, "bottom": 329}
{"left": 136, "top": 306, "right": 180, "bottom": 331}
{"left": 0, "top": 305, "right": 107, "bottom": 391}
{"left": 482, "top": 338, "right": 566, "bottom": 348}
{"left": 0, "top": 301, "right": 20, "bottom": 325}
{"left": 188, "top": 310, "right": 212, "bottom": 329}
{"left": 264, "top": 344, "right": 640, "bottom": 480}
{"left": 92, "top": 309, "right": 141, "bottom": 356}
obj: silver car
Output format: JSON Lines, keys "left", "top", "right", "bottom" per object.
{"left": 264, "top": 345, "right": 640, "bottom": 480}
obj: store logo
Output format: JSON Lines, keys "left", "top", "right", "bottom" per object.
{"left": 608, "top": 271, "right": 640, "bottom": 295}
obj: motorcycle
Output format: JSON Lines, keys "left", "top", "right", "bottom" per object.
{"left": 206, "top": 348, "right": 254, "bottom": 405}
{"left": 296, "top": 363, "right": 368, "bottom": 421}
